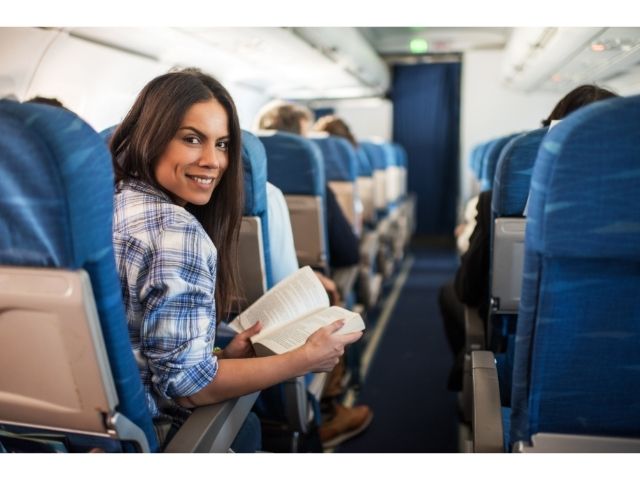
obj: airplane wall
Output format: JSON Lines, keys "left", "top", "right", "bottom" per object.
{"left": 459, "top": 49, "right": 559, "bottom": 204}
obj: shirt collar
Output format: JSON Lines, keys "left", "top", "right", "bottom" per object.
{"left": 118, "top": 177, "right": 175, "bottom": 205}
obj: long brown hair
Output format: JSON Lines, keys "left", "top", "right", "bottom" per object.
{"left": 110, "top": 68, "right": 243, "bottom": 319}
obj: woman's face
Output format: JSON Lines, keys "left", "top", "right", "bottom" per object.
{"left": 155, "top": 98, "right": 230, "bottom": 207}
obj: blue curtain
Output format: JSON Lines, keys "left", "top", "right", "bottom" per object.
{"left": 392, "top": 62, "right": 461, "bottom": 236}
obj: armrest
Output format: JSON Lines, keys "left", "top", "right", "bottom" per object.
{"left": 332, "top": 265, "right": 359, "bottom": 302}
{"left": 513, "top": 433, "right": 640, "bottom": 453}
{"left": 164, "top": 392, "right": 259, "bottom": 453}
{"left": 465, "top": 306, "right": 485, "bottom": 352}
{"left": 471, "top": 351, "right": 504, "bottom": 453}
{"left": 283, "top": 376, "right": 309, "bottom": 434}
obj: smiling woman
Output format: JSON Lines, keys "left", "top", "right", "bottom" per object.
{"left": 108, "top": 68, "right": 362, "bottom": 451}
{"left": 154, "top": 99, "right": 230, "bottom": 207}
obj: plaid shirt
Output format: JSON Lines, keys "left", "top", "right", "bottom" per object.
{"left": 113, "top": 178, "right": 218, "bottom": 424}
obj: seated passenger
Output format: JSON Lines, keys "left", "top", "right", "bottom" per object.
{"left": 109, "top": 68, "right": 362, "bottom": 450}
{"left": 256, "top": 101, "right": 360, "bottom": 270}
{"left": 438, "top": 84, "right": 618, "bottom": 392}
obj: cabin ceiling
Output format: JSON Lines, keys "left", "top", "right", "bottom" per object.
{"left": 358, "top": 27, "right": 512, "bottom": 56}
{"left": 32, "top": 26, "right": 640, "bottom": 99}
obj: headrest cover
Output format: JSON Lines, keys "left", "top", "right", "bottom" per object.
{"left": 258, "top": 131, "right": 325, "bottom": 196}
{"left": 526, "top": 95, "right": 640, "bottom": 259}
{"left": 360, "top": 141, "right": 386, "bottom": 171}
{"left": 311, "top": 136, "right": 358, "bottom": 182}
{"left": 492, "top": 127, "right": 548, "bottom": 217}
{"left": 241, "top": 130, "right": 268, "bottom": 216}
{"left": 481, "top": 133, "right": 520, "bottom": 190}
{"left": 0, "top": 100, "right": 113, "bottom": 268}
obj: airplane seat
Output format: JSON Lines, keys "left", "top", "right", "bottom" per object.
{"left": 360, "top": 141, "right": 395, "bottom": 279}
{"left": 237, "top": 130, "right": 273, "bottom": 306}
{"left": 390, "top": 142, "right": 414, "bottom": 253}
{"left": 0, "top": 100, "right": 157, "bottom": 452}
{"left": 257, "top": 130, "right": 329, "bottom": 274}
{"left": 309, "top": 135, "right": 362, "bottom": 308}
{"left": 0, "top": 102, "right": 257, "bottom": 453}
{"left": 489, "top": 127, "right": 548, "bottom": 350}
{"left": 471, "top": 94, "right": 640, "bottom": 453}
{"left": 480, "top": 133, "right": 520, "bottom": 191}
{"left": 356, "top": 147, "right": 377, "bottom": 228}
{"left": 469, "top": 143, "right": 485, "bottom": 180}
{"left": 353, "top": 146, "right": 383, "bottom": 310}
{"left": 238, "top": 130, "right": 324, "bottom": 453}
{"left": 310, "top": 134, "right": 362, "bottom": 236}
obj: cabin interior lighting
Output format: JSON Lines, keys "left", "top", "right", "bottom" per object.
{"left": 410, "top": 38, "right": 429, "bottom": 54}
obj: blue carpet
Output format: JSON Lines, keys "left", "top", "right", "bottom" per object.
{"left": 337, "top": 247, "right": 460, "bottom": 452}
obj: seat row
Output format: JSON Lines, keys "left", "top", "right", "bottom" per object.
{"left": 461, "top": 94, "right": 640, "bottom": 452}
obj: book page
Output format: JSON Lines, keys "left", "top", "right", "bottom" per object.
{"left": 228, "top": 266, "right": 329, "bottom": 334}
{"left": 253, "top": 306, "right": 365, "bottom": 355}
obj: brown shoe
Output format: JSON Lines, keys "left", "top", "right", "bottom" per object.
{"left": 318, "top": 404, "right": 373, "bottom": 449}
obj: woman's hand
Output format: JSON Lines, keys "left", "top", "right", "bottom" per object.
{"left": 301, "top": 319, "right": 362, "bottom": 372}
{"left": 219, "top": 321, "right": 262, "bottom": 359}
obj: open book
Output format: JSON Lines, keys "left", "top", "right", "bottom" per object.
{"left": 228, "top": 266, "right": 365, "bottom": 356}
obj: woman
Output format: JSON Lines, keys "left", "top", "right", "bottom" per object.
{"left": 109, "top": 69, "right": 362, "bottom": 445}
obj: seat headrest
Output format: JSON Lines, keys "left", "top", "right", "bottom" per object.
{"left": 360, "top": 141, "right": 387, "bottom": 171}
{"left": 481, "top": 132, "right": 520, "bottom": 191}
{"left": 241, "top": 130, "right": 268, "bottom": 216}
{"left": 492, "top": 127, "right": 548, "bottom": 217}
{"left": 526, "top": 95, "right": 640, "bottom": 259}
{"left": 257, "top": 131, "right": 325, "bottom": 196}
{"left": 0, "top": 100, "right": 114, "bottom": 268}
{"left": 311, "top": 136, "right": 358, "bottom": 182}
{"left": 392, "top": 143, "right": 408, "bottom": 168}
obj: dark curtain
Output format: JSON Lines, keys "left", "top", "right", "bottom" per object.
{"left": 391, "top": 62, "right": 461, "bottom": 236}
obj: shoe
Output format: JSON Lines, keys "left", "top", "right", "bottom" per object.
{"left": 318, "top": 404, "right": 373, "bottom": 449}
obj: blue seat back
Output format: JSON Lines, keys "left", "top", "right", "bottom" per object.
{"left": 480, "top": 133, "right": 520, "bottom": 191}
{"left": 259, "top": 131, "right": 326, "bottom": 197}
{"left": 360, "top": 141, "right": 387, "bottom": 172}
{"left": 258, "top": 131, "right": 329, "bottom": 268}
{"left": 356, "top": 147, "right": 373, "bottom": 177}
{"left": 492, "top": 128, "right": 548, "bottom": 217}
{"left": 311, "top": 136, "right": 358, "bottom": 182}
{"left": 0, "top": 100, "right": 158, "bottom": 452}
{"left": 241, "top": 130, "right": 273, "bottom": 289}
{"left": 510, "top": 95, "right": 640, "bottom": 447}
{"left": 469, "top": 143, "right": 485, "bottom": 180}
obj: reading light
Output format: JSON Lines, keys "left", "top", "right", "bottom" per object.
{"left": 591, "top": 43, "right": 606, "bottom": 52}
{"left": 410, "top": 38, "right": 429, "bottom": 54}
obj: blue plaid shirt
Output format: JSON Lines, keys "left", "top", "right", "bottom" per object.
{"left": 113, "top": 178, "right": 218, "bottom": 424}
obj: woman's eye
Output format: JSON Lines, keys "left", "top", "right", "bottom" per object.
{"left": 183, "top": 135, "right": 200, "bottom": 145}
{"left": 216, "top": 140, "right": 229, "bottom": 151}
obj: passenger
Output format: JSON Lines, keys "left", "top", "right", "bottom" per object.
{"left": 256, "top": 101, "right": 360, "bottom": 270}
{"left": 260, "top": 107, "right": 372, "bottom": 448}
{"left": 438, "top": 84, "right": 618, "bottom": 392}
{"left": 313, "top": 115, "right": 358, "bottom": 148}
{"left": 25, "top": 96, "right": 65, "bottom": 108}
{"left": 109, "top": 69, "right": 362, "bottom": 451}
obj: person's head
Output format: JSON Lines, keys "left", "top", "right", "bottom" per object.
{"left": 110, "top": 68, "right": 243, "bottom": 317}
{"left": 542, "top": 84, "right": 618, "bottom": 127}
{"left": 313, "top": 115, "right": 358, "bottom": 147}
{"left": 26, "top": 96, "right": 67, "bottom": 109}
{"left": 256, "top": 100, "right": 314, "bottom": 136}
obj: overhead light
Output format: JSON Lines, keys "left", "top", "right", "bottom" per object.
{"left": 410, "top": 38, "right": 429, "bottom": 54}
{"left": 591, "top": 43, "right": 606, "bottom": 52}
{"left": 551, "top": 74, "right": 562, "bottom": 82}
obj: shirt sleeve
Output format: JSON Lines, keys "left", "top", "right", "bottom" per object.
{"left": 138, "top": 223, "right": 218, "bottom": 400}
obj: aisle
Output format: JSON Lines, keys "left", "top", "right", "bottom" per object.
{"left": 337, "top": 247, "right": 460, "bottom": 452}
